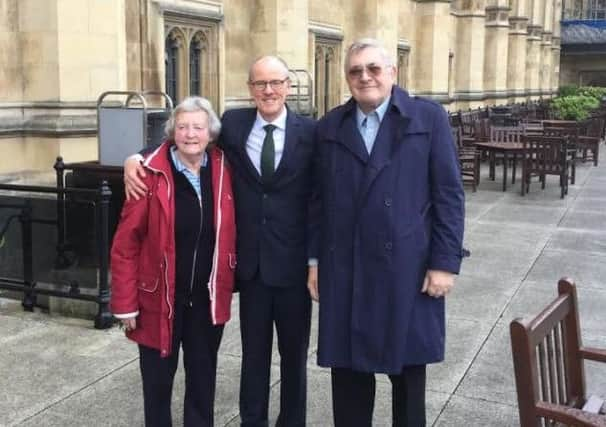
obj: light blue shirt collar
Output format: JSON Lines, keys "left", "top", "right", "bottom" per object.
{"left": 170, "top": 145, "right": 207, "bottom": 200}
{"left": 170, "top": 145, "right": 208, "bottom": 172}
{"left": 355, "top": 95, "right": 391, "bottom": 128}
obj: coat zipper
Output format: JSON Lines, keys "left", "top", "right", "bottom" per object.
{"left": 142, "top": 151, "right": 173, "bottom": 321}
{"left": 188, "top": 195, "right": 204, "bottom": 306}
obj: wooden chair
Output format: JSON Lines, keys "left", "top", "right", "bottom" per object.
{"left": 520, "top": 135, "right": 573, "bottom": 199}
{"left": 543, "top": 127, "right": 578, "bottom": 186}
{"left": 459, "top": 109, "right": 475, "bottom": 137}
{"left": 577, "top": 117, "right": 604, "bottom": 166}
{"left": 510, "top": 278, "right": 606, "bottom": 427}
{"left": 473, "top": 118, "right": 491, "bottom": 143}
{"left": 487, "top": 125, "right": 523, "bottom": 181}
{"left": 451, "top": 126, "right": 480, "bottom": 191}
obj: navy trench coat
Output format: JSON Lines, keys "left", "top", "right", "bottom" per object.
{"left": 313, "top": 86, "right": 465, "bottom": 374}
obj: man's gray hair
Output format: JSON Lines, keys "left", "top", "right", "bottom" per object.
{"left": 164, "top": 96, "right": 221, "bottom": 140}
{"left": 344, "top": 38, "right": 395, "bottom": 72}
{"left": 247, "top": 55, "right": 290, "bottom": 82}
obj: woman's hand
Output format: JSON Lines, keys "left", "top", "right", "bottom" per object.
{"left": 120, "top": 317, "right": 137, "bottom": 332}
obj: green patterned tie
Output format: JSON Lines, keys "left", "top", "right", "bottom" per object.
{"left": 261, "top": 124, "right": 276, "bottom": 181}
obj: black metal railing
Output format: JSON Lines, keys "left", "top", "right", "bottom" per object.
{"left": 0, "top": 165, "right": 113, "bottom": 329}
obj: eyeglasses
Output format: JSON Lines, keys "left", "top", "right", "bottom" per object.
{"left": 248, "top": 78, "right": 289, "bottom": 91}
{"left": 347, "top": 63, "right": 385, "bottom": 79}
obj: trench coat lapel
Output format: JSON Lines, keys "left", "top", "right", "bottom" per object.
{"left": 337, "top": 114, "right": 370, "bottom": 165}
{"left": 355, "top": 109, "right": 411, "bottom": 212}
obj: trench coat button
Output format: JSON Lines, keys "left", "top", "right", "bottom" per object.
{"left": 262, "top": 218, "right": 267, "bottom": 225}
{"left": 384, "top": 197, "right": 392, "bottom": 207}
{"left": 384, "top": 242, "right": 392, "bottom": 251}
{"left": 263, "top": 193, "right": 268, "bottom": 199}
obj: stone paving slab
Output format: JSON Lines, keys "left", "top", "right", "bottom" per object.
{"left": 545, "top": 228, "right": 606, "bottom": 254}
{"left": 463, "top": 220, "right": 553, "bottom": 249}
{"left": 446, "top": 276, "right": 517, "bottom": 322}
{"left": 525, "top": 248, "right": 606, "bottom": 288}
{"left": 433, "top": 395, "right": 519, "bottom": 427}
{"left": 476, "top": 203, "right": 568, "bottom": 227}
{"left": 0, "top": 311, "right": 135, "bottom": 426}
{"left": 572, "top": 195, "right": 606, "bottom": 212}
{"left": 454, "top": 321, "right": 520, "bottom": 407}
{"left": 559, "top": 209, "right": 606, "bottom": 230}
{"left": 427, "top": 317, "right": 493, "bottom": 395}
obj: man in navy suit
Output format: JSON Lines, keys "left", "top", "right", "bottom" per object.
{"left": 124, "top": 56, "right": 316, "bottom": 427}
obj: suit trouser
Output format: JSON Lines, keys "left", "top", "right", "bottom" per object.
{"left": 238, "top": 278, "right": 312, "bottom": 427}
{"left": 331, "top": 365, "right": 427, "bottom": 427}
{"left": 138, "top": 301, "right": 224, "bottom": 427}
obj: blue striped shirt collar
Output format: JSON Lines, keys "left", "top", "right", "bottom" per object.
{"left": 356, "top": 95, "right": 391, "bottom": 128}
{"left": 169, "top": 145, "right": 208, "bottom": 172}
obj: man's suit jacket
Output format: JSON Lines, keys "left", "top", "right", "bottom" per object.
{"left": 218, "top": 107, "right": 316, "bottom": 288}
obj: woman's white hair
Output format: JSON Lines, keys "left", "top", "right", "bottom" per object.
{"left": 344, "top": 38, "right": 395, "bottom": 73}
{"left": 164, "top": 96, "right": 221, "bottom": 140}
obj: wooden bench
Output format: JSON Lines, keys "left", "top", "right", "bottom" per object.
{"left": 510, "top": 278, "right": 606, "bottom": 426}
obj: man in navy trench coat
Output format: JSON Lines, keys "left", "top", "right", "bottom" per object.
{"left": 307, "top": 38, "right": 465, "bottom": 427}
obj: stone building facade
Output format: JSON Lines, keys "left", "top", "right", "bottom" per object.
{"left": 559, "top": 0, "right": 606, "bottom": 86}
{"left": 0, "top": 0, "right": 561, "bottom": 175}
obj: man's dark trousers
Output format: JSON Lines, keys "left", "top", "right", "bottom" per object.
{"left": 331, "top": 365, "right": 427, "bottom": 427}
{"left": 239, "top": 275, "right": 311, "bottom": 427}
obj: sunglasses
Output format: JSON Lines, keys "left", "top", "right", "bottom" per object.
{"left": 347, "top": 63, "right": 385, "bottom": 79}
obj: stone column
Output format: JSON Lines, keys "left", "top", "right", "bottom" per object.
{"left": 413, "top": 0, "right": 452, "bottom": 102}
{"left": 1, "top": 0, "right": 126, "bottom": 173}
{"left": 551, "top": 0, "right": 562, "bottom": 91}
{"left": 250, "top": 0, "right": 309, "bottom": 71}
{"left": 55, "top": 0, "right": 127, "bottom": 101}
{"left": 452, "top": 0, "right": 486, "bottom": 109}
{"left": 539, "top": 0, "right": 553, "bottom": 96}
{"left": 484, "top": 0, "right": 511, "bottom": 105}
{"left": 507, "top": 0, "right": 529, "bottom": 103}
{"left": 346, "top": 0, "right": 399, "bottom": 54}
{"left": 525, "top": 0, "right": 543, "bottom": 101}
{"left": 14, "top": 0, "right": 60, "bottom": 102}
{"left": 525, "top": 27, "right": 542, "bottom": 100}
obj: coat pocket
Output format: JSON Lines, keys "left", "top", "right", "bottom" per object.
{"left": 137, "top": 274, "right": 160, "bottom": 313}
{"left": 137, "top": 275, "right": 159, "bottom": 292}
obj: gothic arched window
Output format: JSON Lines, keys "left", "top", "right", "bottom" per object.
{"left": 165, "top": 32, "right": 180, "bottom": 102}
{"left": 189, "top": 37, "right": 202, "bottom": 95}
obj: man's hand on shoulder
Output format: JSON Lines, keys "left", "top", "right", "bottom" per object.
{"left": 124, "top": 154, "right": 148, "bottom": 201}
{"left": 421, "top": 269, "right": 455, "bottom": 298}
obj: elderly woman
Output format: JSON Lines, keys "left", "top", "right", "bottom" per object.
{"left": 110, "top": 96, "right": 236, "bottom": 427}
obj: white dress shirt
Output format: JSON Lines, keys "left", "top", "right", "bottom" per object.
{"left": 246, "top": 107, "right": 287, "bottom": 174}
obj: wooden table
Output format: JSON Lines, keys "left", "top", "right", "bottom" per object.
{"left": 474, "top": 142, "right": 524, "bottom": 192}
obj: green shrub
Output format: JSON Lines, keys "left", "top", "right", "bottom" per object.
{"left": 577, "top": 86, "right": 606, "bottom": 101}
{"left": 559, "top": 85, "right": 578, "bottom": 97}
{"left": 550, "top": 95, "right": 600, "bottom": 121}
{"left": 557, "top": 86, "right": 606, "bottom": 101}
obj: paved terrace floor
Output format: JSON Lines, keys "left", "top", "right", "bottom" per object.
{"left": 2, "top": 159, "right": 606, "bottom": 427}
